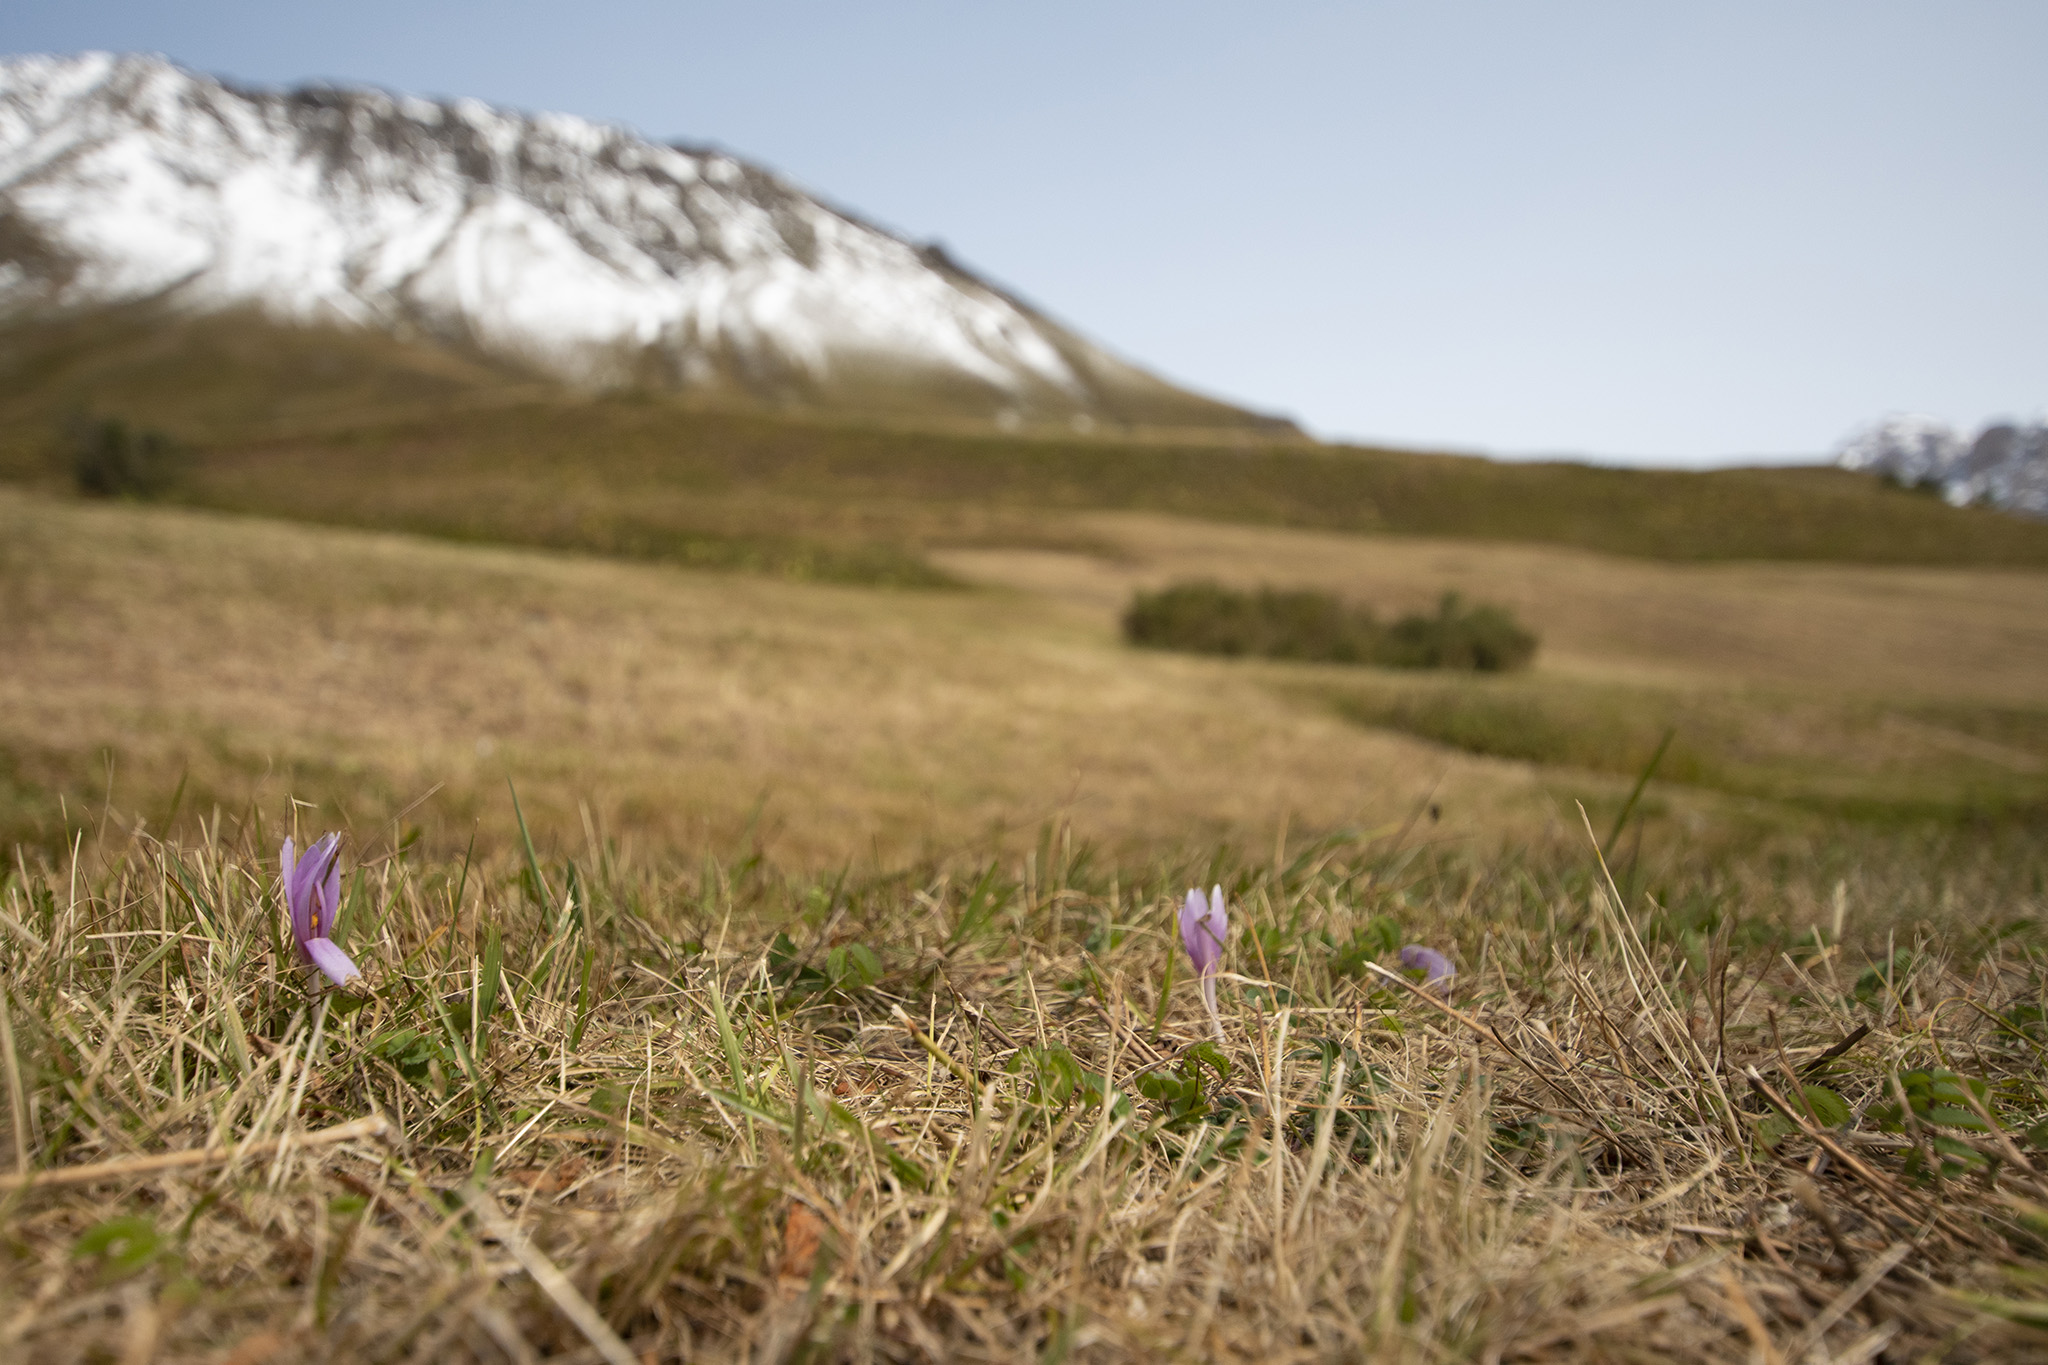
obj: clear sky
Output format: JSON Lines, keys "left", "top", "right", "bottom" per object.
{"left": 4, "top": 2, "right": 2044, "bottom": 464}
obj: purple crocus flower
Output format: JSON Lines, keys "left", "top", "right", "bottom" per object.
{"left": 1398, "top": 944, "right": 1455, "bottom": 998}
{"left": 1180, "top": 885, "right": 1228, "bottom": 1040}
{"left": 282, "top": 834, "right": 362, "bottom": 987}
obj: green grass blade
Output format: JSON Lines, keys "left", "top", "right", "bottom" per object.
{"left": 707, "top": 975, "right": 749, "bottom": 1103}
{"left": 568, "top": 945, "right": 596, "bottom": 1053}
{"left": 507, "top": 780, "right": 552, "bottom": 910}
{"left": 476, "top": 925, "right": 503, "bottom": 1057}
{"left": 1605, "top": 726, "right": 1677, "bottom": 852}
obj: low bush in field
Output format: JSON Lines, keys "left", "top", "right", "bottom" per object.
{"left": 66, "top": 416, "right": 182, "bottom": 499}
{"left": 1119, "top": 581, "right": 1384, "bottom": 662}
{"left": 1122, "top": 581, "right": 1537, "bottom": 670}
{"left": 1379, "top": 591, "right": 1540, "bottom": 670}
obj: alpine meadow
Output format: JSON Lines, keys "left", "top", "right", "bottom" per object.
{"left": 4, "top": 51, "right": 2048, "bottom": 1365}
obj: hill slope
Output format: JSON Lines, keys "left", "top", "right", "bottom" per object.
{"left": 7, "top": 310, "right": 2048, "bottom": 572}
{"left": 0, "top": 51, "right": 1285, "bottom": 431}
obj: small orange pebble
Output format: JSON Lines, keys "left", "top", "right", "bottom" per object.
{"left": 778, "top": 1202, "right": 825, "bottom": 1281}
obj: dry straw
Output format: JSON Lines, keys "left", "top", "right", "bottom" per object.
{"left": 2, "top": 813, "right": 2046, "bottom": 1362}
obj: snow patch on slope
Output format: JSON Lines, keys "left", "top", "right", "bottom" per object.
{"left": 1835, "top": 413, "right": 2048, "bottom": 518}
{"left": 0, "top": 51, "right": 1233, "bottom": 422}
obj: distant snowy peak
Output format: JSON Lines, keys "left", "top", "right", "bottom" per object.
{"left": 1835, "top": 413, "right": 2048, "bottom": 518}
{"left": 1834, "top": 415, "right": 1964, "bottom": 486}
{"left": 0, "top": 51, "right": 1283, "bottom": 429}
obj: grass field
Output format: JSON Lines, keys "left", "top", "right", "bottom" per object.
{"left": 0, "top": 489, "right": 1557, "bottom": 866}
{"left": 6, "top": 487, "right": 2047, "bottom": 865}
{"left": 3, "top": 481, "right": 2048, "bottom": 1359}
{"left": 6, "top": 311, "right": 2048, "bottom": 1360}
{"left": 937, "top": 515, "right": 2048, "bottom": 825}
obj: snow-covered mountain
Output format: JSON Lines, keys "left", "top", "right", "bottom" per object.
{"left": 1835, "top": 414, "right": 2048, "bottom": 518}
{"left": 0, "top": 52, "right": 1283, "bottom": 429}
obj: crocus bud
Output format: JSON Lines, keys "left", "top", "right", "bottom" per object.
{"left": 1398, "top": 943, "right": 1454, "bottom": 998}
{"left": 1180, "top": 885, "right": 1228, "bottom": 1039}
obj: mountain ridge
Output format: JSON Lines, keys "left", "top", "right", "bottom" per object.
{"left": 0, "top": 51, "right": 1290, "bottom": 432}
{"left": 1835, "top": 414, "right": 2048, "bottom": 519}
{"left": 10, "top": 303, "right": 2048, "bottom": 575}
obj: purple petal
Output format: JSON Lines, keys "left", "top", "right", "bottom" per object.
{"left": 1398, "top": 944, "right": 1455, "bottom": 995}
{"left": 1179, "top": 886, "right": 1226, "bottom": 977}
{"left": 313, "top": 835, "right": 342, "bottom": 939}
{"left": 283, "top": 834, "right": 343, "bottom": 949}
{"left": 1202, "top": 892, "right": 1227, "bottom": 1037}
{"left": 303, "top": 936, "right": 362, "bottom": 988}
{"left": 281, "top": 838, "right": 312, "bottom": 946}
{"left": 289, "top": 838, "right": 318, "bottom": 905}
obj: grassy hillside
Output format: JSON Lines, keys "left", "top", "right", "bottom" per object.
{"left": 939, "top": 515, "right": 2048, "bottom": 822}
{"left": 0, "top": 488, "right": 1527, "bottom": 863}
{"left": 4, "top": 487, "right": 2045, "bottom": 867}
{"left": 6, "top": 309, "right": 2048, "bottom": 573}
{"left": 5, "top": 307, "right": 2045, "bottom": 858}
{"left": 6, "top": 477, "right": 2048, "bottom": 1360}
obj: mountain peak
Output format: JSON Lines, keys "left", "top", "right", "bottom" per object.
{"left": 0, "top": 51, "right": 1289, "bottom": 432}
{"left": 1835, "top": 412, "right": 2048, "bottom": 518}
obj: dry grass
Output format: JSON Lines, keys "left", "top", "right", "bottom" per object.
{"left": 0, "top": 488, "right": 1555, "bottom": 866}
{"left": 937, "top": 515, "right": 2048, "bottom": 819}
{"left": 6, "top": 475, "right": 2048, "bottom": 1360}
{"left": 7, "top": 484, "right": 2048, "bottom": 867}
{"left": 3, "top": 814, "right": 2047, "bottom": 1363}
{"left": 936, "top": 513, "right": 2048, "bottom": 705}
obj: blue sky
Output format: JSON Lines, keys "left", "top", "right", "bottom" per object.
{"left": 5, "top": 2, "right": 2044, "bottom": 464}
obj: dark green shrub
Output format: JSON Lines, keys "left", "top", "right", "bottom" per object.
{"left": 1121, "top": 581, "right": 1383, "bottom": 662}
{"left": 1380, "top": 593, "right": 1538, "bottom": 671}
{"left": 67, "top": 418, "right": 181, "bottom": 499}
{"left": 1122, "top": 582, "right": 1536, "bottom": 671}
